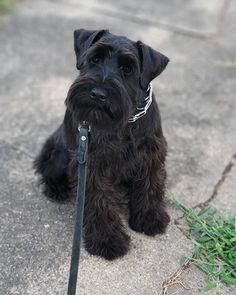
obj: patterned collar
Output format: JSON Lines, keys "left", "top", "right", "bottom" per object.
{"left": 128, "top": 83, "right": 153, "bottom": 123}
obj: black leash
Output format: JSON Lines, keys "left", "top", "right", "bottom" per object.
{"left": 67, "top": 122, "right": 90, "bottom": 295}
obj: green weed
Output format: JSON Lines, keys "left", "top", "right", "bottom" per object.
{"left": 171, "top": 199, "right": 236, "bottom": 293}
{"left": 221, "top": 62, "right": 236, "bottom": 70}
{"left": 0, "top": 0, "right": 13, "bottom": 13}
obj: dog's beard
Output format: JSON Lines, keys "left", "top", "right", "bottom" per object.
{"left": 65, "top": 76, "right": 134, "bottom": 130}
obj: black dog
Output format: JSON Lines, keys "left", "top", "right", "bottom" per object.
{"left": 34, "top": 29, "right": 170, "bottom": 260}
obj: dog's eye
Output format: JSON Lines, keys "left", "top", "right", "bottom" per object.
{"left": 91, "top": 56, "right": 101, "bottom": 64}
{"left": 120, "top": 65, "right": 132, "bottom": 75}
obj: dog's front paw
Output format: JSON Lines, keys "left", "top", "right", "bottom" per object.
{"left": 43, "top": 182, "right": 70, "bottom": 202}
{"left": 129, "top": 208, "right": 170, "bottom": 236}
{"left": 85, "top": 230, "right": 130, "bottom": 260}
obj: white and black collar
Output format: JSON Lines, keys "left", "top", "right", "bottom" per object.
{"left": 128, "top": 83, "right": 153, "bottom": 123}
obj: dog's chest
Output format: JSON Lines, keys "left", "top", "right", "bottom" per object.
{"left": 88, "top": 132, "right": 136, "bottom": 172}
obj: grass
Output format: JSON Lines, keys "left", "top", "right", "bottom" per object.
{"left": 171, "top": 199, "right": 236, "bottom": 293}
{"left": 0, "top": 0, "right": 13, "bottom": 13}
{"left": 221, "top": 62, "right": 236, "bottom": 70}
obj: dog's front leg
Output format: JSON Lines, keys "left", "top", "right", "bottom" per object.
{"left": 129, "top": 141, "right": 170, "bottom": 236}
{"left": 83, "top": 171, "right": 130, "bottom": 260}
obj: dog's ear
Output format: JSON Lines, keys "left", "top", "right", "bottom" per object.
{"left": 137, "top": 41, "right": 169, "bottom": 89}
{"left": 74, "top": 29, "right": 108, "bottom": 69}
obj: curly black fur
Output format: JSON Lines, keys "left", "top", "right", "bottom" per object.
{"left": 34, "top": 29, "right": 170, "bottom": 260}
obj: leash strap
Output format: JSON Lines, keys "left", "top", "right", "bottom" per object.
{"left": 67, "top": 123, "right": 90, "bottom": 295}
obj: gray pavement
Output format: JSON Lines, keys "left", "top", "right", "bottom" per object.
{"left": 0, "top": 0, "right": 236, "bottom": 294}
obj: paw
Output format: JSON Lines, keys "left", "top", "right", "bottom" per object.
{"left": 43, "top": 181, "right": 70, "bottom": 202}
{"left": 129, "top": 208, "right": 170, "bottom": 236}
{"left": 85, "top": 230, "right": 130, "bottom": 260}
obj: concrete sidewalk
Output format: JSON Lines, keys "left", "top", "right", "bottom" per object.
{"left": 0, "top": 0, "right": 236, "bottom": 294}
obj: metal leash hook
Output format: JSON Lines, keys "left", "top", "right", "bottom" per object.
{"left": 67, "top": 121, "right": 90, "bottom": 295}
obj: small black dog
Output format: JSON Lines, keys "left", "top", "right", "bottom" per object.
{"left": 34, "top": 29, "right": 170, "bottom": 260}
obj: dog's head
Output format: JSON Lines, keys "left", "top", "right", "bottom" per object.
{"left": 65, "top": 29, "right": 169, "bottom": 130}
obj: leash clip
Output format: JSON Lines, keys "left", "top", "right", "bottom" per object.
{"left": 77, "top": 121, "right": 90, "bottom": 164}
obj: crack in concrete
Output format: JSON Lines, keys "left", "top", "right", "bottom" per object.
{"left": 193, "top": 152, "right": 236, "bottom": 209}
{"left": 90, "top": 7, "right": 215, "bottom": 40}
{"left": 1, "top": 139, "right": 34, "bottom": 160}
{"left": 49, "top": 1, "right": 221, "bottom": 40}
{"left": 217, "top": 0, "right": 232, "bottom": 35}
{"left": 171, "top": 151, "right": 236, "bottom": 226}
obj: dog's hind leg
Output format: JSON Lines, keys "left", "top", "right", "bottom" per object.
{"left": 34, "top": 126, "right": 70, "bottom": 201}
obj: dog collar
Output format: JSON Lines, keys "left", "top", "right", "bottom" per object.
{"left": 128, "top": 83, "right": 153, "bottom": 123}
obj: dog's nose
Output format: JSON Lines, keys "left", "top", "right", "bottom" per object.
{"left": 90, "top": 88, "right": 107, "bottom": 101}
